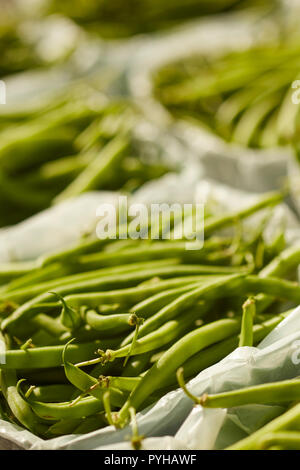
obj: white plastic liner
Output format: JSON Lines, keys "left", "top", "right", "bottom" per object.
{"left": 0, "top": 192, "right": 121, "bottom": 262}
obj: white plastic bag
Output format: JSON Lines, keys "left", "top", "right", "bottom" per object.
{"left": 0, "top": 192, "right": 120, "bottom": 262}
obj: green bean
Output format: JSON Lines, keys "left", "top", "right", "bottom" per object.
{"left": 176, "top": 367, "right": 200, "bottom": 404}
{"left": 83, "top": 309, "right": 143, "bottom": 335}
{"left": 0, "top": 339, "right": 119, "bottom": 370}
{"left": 155, "top": 44, "right": 300, "bottom": 149}
{"left": 28, "top": 384, "right": 75, "bottom": 403}
{"left": 40, "top": 237, "right": 110, "bottom": 268}
{"left": 25, "top": 395, "right": 105, "bottom": 421}
{"left": 96, "top": 302, "right": 211, "bottom": 366}
{"left": 228, "top": 402, "right": 300, "bottom": 450}
{"left": 0, "top": 263, "right": 69, "bottom": 294}
{"left": 102, "top": 321, "right": 191, "bottom": 364}
{"left": 256, "top": 243, "right": 300, "bottom": 313}
{"left": 233, "top": 92, "right": 281, "bottom": 147}
{"left": 117, "top": 318, "right": 242, "bottom": 426}
{"left": 65, "top": 276, "right": 220, "bottom": 310}
{"left": 0, "top": 261, "right": 37, "bottom": 284}
{"left": 244, "top": 275, "right": 300, "bottom": 303}
{"left": 48, "top": 413, "right": 107, "bottom": 435}
{"left": 2, "top": 269, "right": 226, "bottom": 331}
{"left": 54, "top": 134, "right": 129, "bottom": 204}
{"left": 0, "top": 331, "right": 48, "bottom": 436}
{"left": 28, "top": 152, "right": 92, "bottom": 187}
{"left": 0, "top": 101, "right": 100, "bottom": 173}
{"left": 38, "top": 221, "right": 226, "bottom": 270}
{"left": 1, "top": 259, "right": 181, "bottom": 303}
{"left": 0, "top": 369, "right": 49, "bottom": 435}
{"left": 239, "top": 297, "right": 255, "bottom": 347}
{"left": 172, "top": 275, "right": 300, "bottom": 328}
{"left": 130, "top": 283, "right": 203, "bottom": 317}
{"left": 38, "top": 225, "right": 222, "bottom": 271}
{"left": 199, "top": 379, "right": 300, "bottom": 408}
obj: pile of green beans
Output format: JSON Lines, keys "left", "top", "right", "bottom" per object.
{"left": 0, "top": 90, "right": 169, "bottom": 227}
{"left": 0, "top": 192, "right": 299, "bottom": 440}
{"left": 153, "top": 42, "right": 300, "bottom": 150}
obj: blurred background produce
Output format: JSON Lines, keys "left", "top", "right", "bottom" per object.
{"left": 153, "top": 42, "right": 300, "bottom": 150}
{"left": 1, "top": 0, "right": 299, "bottom": 228}
{"left": 46, "top": 0, "right": 277, "bottom": 38}
{"left": 0, "top": 87, "right": 170, "bottom": 227}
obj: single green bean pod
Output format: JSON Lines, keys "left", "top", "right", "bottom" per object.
{"left": 239, "top": 297, "right": 256, "bottom": 347}
{"left": 199, "top": 378, "right": 300, "bottom": 408}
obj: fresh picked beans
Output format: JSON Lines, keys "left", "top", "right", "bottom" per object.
{"left": 1, "top": 369, "right": 49, "bottom": 435}
{"left": 122, "top": 274, "right": 243, "bottom": 345}
{"left": 1, "top": 269, "right": 231, "bottom": 332}
{"left": 83, "top": 309, "right": 143, "bottom": 335}
{"left": 0, "top": 188, "right": 299, "bottom": 442}
{"left": 122, "top": 273, "right": 300, "bottom": 345}
{"left": 97, "top": 376, "right": 142, "bottom": 393}
{"left": 0, "top": 331, "right": 49, "bottom": 436}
